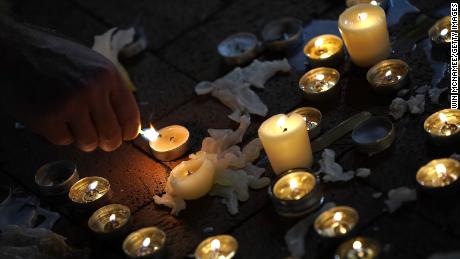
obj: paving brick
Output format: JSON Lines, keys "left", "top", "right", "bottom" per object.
{"left": 73, "top": 0, "right": 232, "bottom": 50}
{"left": 360, "top": 211, "right": 460, "bottom": 258}
{"left": 160, "top": 0, "right": 338, "bottom": 82}
{"left": 10, "top": 0, "right": 107, "bottom": 46}
{"left": 131, "top": 189, "right": 268, "bottom": 259}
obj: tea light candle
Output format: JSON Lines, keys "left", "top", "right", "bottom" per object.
{"left": 217, "top": 32, "right": 259, "bottom": 66}
{"left": 335, "top": 236, "right": 381, "bottom": 259}
{"left": 429, "top": 16, "right": 451, "bottom": 46}
{"left": 88, "top": 204, "right": 131, "bottom": 239}
{"left": 314, "top": 206, "right": 359, "bottom": 238}
{"left": 338, "top": 4, "right": 390, "bottom": 67}
{"left": 299, "top": 67, "right": 340, "bottom": 102}
{"left": 269, "top": 169, "right": 324, "bottom": 217}
{"left": 141, "top": 125, "right": 190, "bottom": 161}
{"left": 304, "top": 34, "right": 345, "bottom": 67}
{"left": 35, "top": 160, "right": 79, "bottom": 196}
{"left": 258, "top": 113, "right": 313, "bottom": 174}
{"left": 366, "top": 59, "right": 409, "bottom": 94}
{"left": 346, "top": 0, "right": 388, "bottom": 9}
{"left": 416, "top": 158, "right": 460, "bottom": 189}
{"left": 195, "top": 235, "right": 238, "bottom": 259}
{"left": 123, "top": 227, "right": 166, "bottom": 259}
{"left": 424, "top": 109, "right": 460, "bottom": 146}
{"left": 168, "top": 157, "right": 215, "bottom": 200}
{"left": 68, "top": 176, "right": 111, "bottom": 209}
{"left": 261, "top": 17, "right": 303, "bottom": 52}
{"left": 288, "top": 107, "right": 322, "bottom": 139}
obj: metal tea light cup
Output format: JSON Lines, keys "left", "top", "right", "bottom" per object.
{"left": 352, "top": 117, "right": 395, "bottom": 155}
{"left": 218, "top": 32, "right": 260, "bottom": 66}
{"left": 423, "top": 109, "right": 460, "bottom": 147}
{"left": 367, "top": 59, "right": 409, "bottom": 94}
{"left": 268, "top": 169, "right": 324, "bottom": 217}
{"left": 261, "top": 17, "right": 303, "bottom": 52}
{"left": 123, "top": 227, "right": 167, "bottom": 259}
{"left": 314, "top": 206, "right": 359, "bottom": 239}
{"left": 288, "top": 107, "right": 323, "bottom": 139}
{"left": 335, "top": 236, "right": 381, "bottom": 259}
{"left": 88, "top": 204, "right": 132, "bottom": 240}
{"left": 35, "top": 160, "right": 79, "bottom": 196}
{"left": 429, "top": 16, "right": 451, "bottom": 47}
{"left": 195, "top": 235, "right": 238, "bottom": 259}
{"left": 68, "top": 176, "right": 112, "bottom": 211}
{"left": 416, "top": 158, "right": 460, "bottom": 196}
{"left": 304, "top": 34, "right": 345, "bottom": 68}
{"left": 299, "top": 67, "right": 341, "bottom": 102}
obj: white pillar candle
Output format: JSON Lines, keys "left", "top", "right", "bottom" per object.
{"left": 338, "top": 4, "right": 390, "bottom": 67}
{"left": 168, "top": 157, "right": 215, "bottom": 200}
{"left": 258, "top": 113, "right": 313, "bottom": 174}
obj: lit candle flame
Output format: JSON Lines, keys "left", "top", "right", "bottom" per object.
{"left": 439, "top": 113, "right": 448, "bottom": 124}
{"left": 315, "top": 73, "right": 325, "bottom": 81}
{"left": 289, "top": 179, "right": 298, "bottom": 190}
{"left": 352, "top": 240, "right": 363, "bottom": 250}
{"left": 435, "top": 163, "right": 447, "bottom": 178}
{"left": 370, "top": 0, "right": 378, "bottom": 6}
{"left": 88, "top": 181, "right": 98, "bottom": 191}
{"left": 385, "top": 70, "right": 392, "bottom": 77}
{"left": 333, "top": 212, "right": 343, "bottom": 222}
{"left": 314, "top": 38, "right": 324, "bottom": 48}
{"left": 109, "top": 213, "right": 116, "bottom": 222}
{"left": 358, "top": 12, "right": 368, "bottom": 21}
{"left": 142, "top": 237, "right": 151, "bottom": 248}
{"left": 140, "top": 127, "right": 160, "bottom": 142}
{"left": 210, "top": 239, "right": 221, "bottom": 252}
{"left": 277, "top": 116, "right": 287, "bottom": 130}
{"left": 440, "top": 28, "right": 449, "bottom": 36}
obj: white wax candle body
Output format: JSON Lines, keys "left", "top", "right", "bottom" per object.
{"left": 258, "top": 114, "right": 313, "bottom": 174}
{"left": 168, "top": 157, "right": 215, "bottom": 200}
{"left": 149, "top": 125, "right": 189, "bottom": 152}
{"left": 339, "top": 4, "right": 390, "bottom": 67}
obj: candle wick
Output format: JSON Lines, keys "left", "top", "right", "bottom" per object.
{"left": 169, "top": 136, "right": 175, "bottom": 143}
{"left": 283, "top": 128, "right": 287, "bottom": 133}
{"left": 187, "top": 170, "right": 193, "bottom": 176}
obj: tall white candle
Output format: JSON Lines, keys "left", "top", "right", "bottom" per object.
{"left": 338, "top": 4, "right": 390, "bottom": 67}
{"left": 258, "top": 113, "right": 313, "bottom": 174}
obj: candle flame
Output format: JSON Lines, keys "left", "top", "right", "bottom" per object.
{"left": 435, "top": 163, "right": 447, "bottom": 177}
{"left": 277, "top": 116, "right": 287, "bottom": 129}
{"left": 370, "top": 0, "right": 378, "bottom": 6}
{"left": 333, "top": 212, "right": 343, "bottom": 222}
{"left": 358, "top": 12, "right": 368, "bottom": 21}
{"left": 109, "top": 213, "right": 116, "bottom": 222}
{"left": 289, "top": 179, "right": 298, "bottom": 190}
{"left": 385, "top": 70, "right": 392, "bottom": 77}
{"left": 88, "top": 181, "right": 98, "bottom": 191}
{"left": 314, "top": 38, "right": 324, "bottom": 48}
{"left": 315, "top": 73, "right": 325, "bottom": 81}
{"left": 440, "top": 28, "right": 449, "bottom": 36}
{"left": 142, "top": 237, "right": 151, "bottom": 247}
{"left": 140, "top": 127, "right": 160, "bottom": 142}
{"left": 439, "top": 113, "right": 448, "bottom": 124}
{"left": 353, "top": 240, "right": 363, "bottom": 250}
{"left": 210, "top": 239, "right": 221, "bottom": 251}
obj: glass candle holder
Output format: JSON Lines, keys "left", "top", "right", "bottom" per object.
{"left": 346, "top": 0, "right": 388, "bottom": 9}
{"left": 288, "top": 107, "right": 323, "bottom": 139}
{"left": 335, "top": 236, "right": 381, "bottom": 259}
{"left": 416, "top": 158, "right": 460, "bottom": 195}
{"left": 261, "top": 17, "right": 303, "bottom": 52}
{"left": 268, "top": 169, "right": 324, "bottom": 217}
{"left": 314, "top": 206, "right": 359, "bottom": 238}
{"left": 304, "top": 34, "right": 345, "bottom": 68}
{"left": 366, "top": 59, "right": 409, "bottom": 94}
{"left": 68, "top": 176, "right": 111, "bottom": 210}
{"left": 428, "top": 16, "right": 451, "bottom": 46}
{"left": 35, "top": 160, "right": 79, "bottom": 196}
{"left": 88, "top": 204, "right": 131, "bottom": 239}
{"left": 195, "top": 235, "right": 238, "bottom": 259}
{"left": 299, "top": 67, "right": 340, "bottom": 102}
{"left": 141, "top": 123, "right": 190, "bottom": 161}
{"left": 123, "top": 227, "right": 166, "bottom": 259}
{"left": 217, "top": 32, "right": 259, "bottom": 66}
{"left": 424, "top": 109, "right": 460, "bottom": 146}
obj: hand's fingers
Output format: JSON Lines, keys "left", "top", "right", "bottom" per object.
{"left": 90, "top": 96, "right": 122, "bottom": 152}
{"left": 33, "top": 121, "right": 74, "bottom": 146}
{"left": 68, "top": 111, "right": 99, "bottom": 152}
{"left": 110, "top": 77, "right": 141, "bottom": 141}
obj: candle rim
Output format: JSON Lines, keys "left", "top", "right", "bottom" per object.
{"left": 122, "top": 227, "right": 166, "bottom": 257}
{"left": 424, "top": 109, "right": 460, "bottom": 137}
{"left": 68, "top": 176, "right": 110, "bottom": 203}
{"left": 339, "top": 3, "right": 386, "bottom": 31}
{"left": 304, "top": 34, "right": 344, "bottom": 59}
{"left": 273, "top": 170, "right": 317, "bottom": 201}
{"left": 299, "top": 67, "right": 340, "bottom": 94}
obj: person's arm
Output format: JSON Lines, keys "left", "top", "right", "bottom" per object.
{"left": 0, "top": 17, "right": 140, "bottom": 152}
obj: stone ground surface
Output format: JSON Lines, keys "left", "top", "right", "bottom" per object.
{"left": 1, "top": 0, "right": 459, "bottom": 258}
